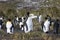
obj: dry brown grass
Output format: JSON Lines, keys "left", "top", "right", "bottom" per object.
{"left": 0, "top": 1, "right": 60, "bottom": 40}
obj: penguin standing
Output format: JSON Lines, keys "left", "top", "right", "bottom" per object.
{"left": 43, "top": 18, "right": 50, "bottom": 33}
{"left": 53, "top": 19, "right": 59, "bottom": 34}
{"left": 39, "top": 15, "right": 42, "bottom": 23}
{"left": 19, "top": 18, "right": 24, "bottom": 31}
{"left": 24, "top": 12, "right": 37, "bottom": 33}
{"left": 0, "top": 16, "right": 3, "bottom": 29}
{"left": 6, "top": 19, "right": 13, "bottom": 34}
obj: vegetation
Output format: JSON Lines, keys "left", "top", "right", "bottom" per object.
{"left": 0, "top": 0, "right": 60, "bottom": 40}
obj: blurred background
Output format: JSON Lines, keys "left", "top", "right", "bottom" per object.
{"left": 0, "top": 0, "right": 60, "bottom": 40}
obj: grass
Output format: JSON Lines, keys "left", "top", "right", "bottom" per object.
{"left": 0, "top": 1, "right": 60, "bottom": 40}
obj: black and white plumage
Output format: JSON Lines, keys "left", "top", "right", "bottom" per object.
{"left": 24, "top": 13, "right": 37, "bottom": 33}
{"left": 6, "top": 20, "right": 13, "bottom": 34}
{"left": 38, "top": 15, "right": 42, "bottom": 23}
{"left": 53, "top": 19, "right": 60, "bottom": 34}
{"left": 14, "top": 16, "right": 19, "bottom": 25}
{"left": 43, "top": 19, "right": 50, "bottom": 33}
{"left": 0, "top": 16, "right": 3, "bottom": 29}
{"left": 19, "top": 17, "right": 25, "bottom": 31}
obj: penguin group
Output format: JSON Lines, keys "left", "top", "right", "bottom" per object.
{"left": 0, "top": 12, "right": 60, "bottom": 34}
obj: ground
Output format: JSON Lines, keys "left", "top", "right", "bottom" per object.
{"left": 0, "top": 1, "right": 60, "bottom": 40}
